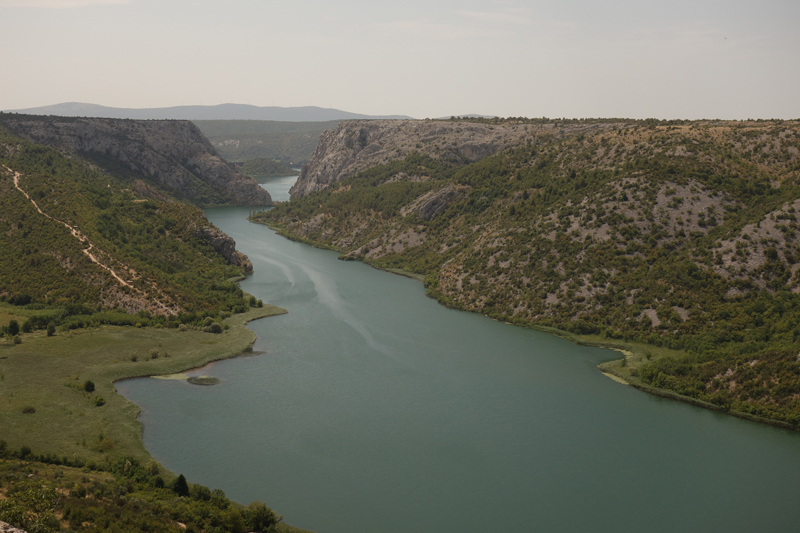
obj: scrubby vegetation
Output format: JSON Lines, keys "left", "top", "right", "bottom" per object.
{"left": 256, "top": 118, "right": 800, "bottom": 427}
{"left": 0, "top": 455, "right": 307, "bottom": 533}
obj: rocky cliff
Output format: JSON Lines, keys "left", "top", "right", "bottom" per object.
{"left": 0, "top": 114, "right": 271, "bottom": 206}
{"left": 193, "top": 223, "right": 253, "bottom": 274}
{"left": 290, "top": 119, "right": 615, "bottom": 197}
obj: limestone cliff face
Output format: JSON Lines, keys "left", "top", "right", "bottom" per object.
{"left": 193, "top": 224, "right": 254, "bottom": 274}
{"left": 290, "top": 119, "right": 607, "bottom": 198}
{"left": 1, "top": 116, "right": 271, "bottom": 206}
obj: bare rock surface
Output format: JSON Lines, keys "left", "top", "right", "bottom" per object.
{"left": 193, "top": 223, "right": 254, "bottom": 274}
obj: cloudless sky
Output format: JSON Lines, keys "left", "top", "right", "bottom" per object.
{"left": 1, "top": 0, "right": 798, "bottom": 119}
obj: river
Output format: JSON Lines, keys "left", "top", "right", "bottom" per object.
{"left": 117, "top": 176, "right": 800, "bottom": 532}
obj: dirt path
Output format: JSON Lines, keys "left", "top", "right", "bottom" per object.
{"left": 5, "top": 165, "right": 175, "bottom": 314}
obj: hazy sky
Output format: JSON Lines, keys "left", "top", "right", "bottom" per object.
{"left": 2, "top": 0, "right": 798, "bottom": 119}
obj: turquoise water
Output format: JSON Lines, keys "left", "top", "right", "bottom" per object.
{"left": 117, "top": 200, "right": 800, "bottom": 533}
{"left": 254, "top": 174, "right": 298, "bottom": 202}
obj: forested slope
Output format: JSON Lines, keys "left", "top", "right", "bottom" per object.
{"left": 256, "top": 117, "right": 800, "bottom": 426}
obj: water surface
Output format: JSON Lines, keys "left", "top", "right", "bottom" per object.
{"left": 118, "top": 202, "right": 800, "bottom": 533}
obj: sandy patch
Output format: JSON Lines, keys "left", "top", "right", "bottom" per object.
{"left": 602, "top": 372, "right": 630, "bottom": 385}
{"left": 152, "top": 373, "right": 188, "bottom": 380}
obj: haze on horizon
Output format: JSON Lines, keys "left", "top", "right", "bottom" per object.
{"left": 1, "top": 0, "right": 798, "bottom": 120}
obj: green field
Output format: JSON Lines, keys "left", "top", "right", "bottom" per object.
{"left": 0, "top": 304, "right": 286, "bottom": 466}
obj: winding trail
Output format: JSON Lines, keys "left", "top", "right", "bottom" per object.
{"left": 5, "top": 164, "right": 175, "bottom": 314}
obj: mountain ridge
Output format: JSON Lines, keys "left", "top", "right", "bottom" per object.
{"left": 4, "top": 102, "right": 413, "bottom": 122}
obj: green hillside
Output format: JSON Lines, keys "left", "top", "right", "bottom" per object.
{"left": 194, "top": 120, "right": 339, "bottom": 165}
{"left": 234, "top": 158, "right": 298, "bottom": 178}
{"left": 0, "top": 128, "right": 253, "bottom": 331}
{"left": 0, "top": 125, "right": 301, "bottom": 532}
{"left": 256, "top": 118, "right": 800, "bottom": 427}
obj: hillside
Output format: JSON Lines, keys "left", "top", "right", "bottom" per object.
{"left": 0, "top": 114, "right": 271, "bottom": 207}
{"left": 255, "top": 117, "right": 800, "bottom": 427}
{"left": 193, "top": 119, "right": 341, "bottom": 165}
{"left": 0, "top": 126, "right": 257, "bottom": 322}
{"left": 233, "top": 158, "right": 298, "bottom": 178}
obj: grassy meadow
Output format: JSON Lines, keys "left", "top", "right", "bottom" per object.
{"left": 0, "top": 304, "right": 286, "bottom": 467}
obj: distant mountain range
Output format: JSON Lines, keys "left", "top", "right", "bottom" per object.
{"left": 3, "top": 102, "right": 413, "bottom": 122}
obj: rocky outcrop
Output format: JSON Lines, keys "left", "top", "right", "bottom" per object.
{"left": 418, "top": 185, "right": 462, "bottom": 221}
{"left": 132, "top": 179, "right": 174, "bottom": 203}
{"left": 194, "top": 224, "right": 253, "bottom": 274}
{"left": 290, "top": 119, "right": 612, "bottom": 198}
{"left": 0, "top": 521, "right": 26, "bottom": 533}
{"left": 1, "top": 115, "right": 271, "bottom": 206}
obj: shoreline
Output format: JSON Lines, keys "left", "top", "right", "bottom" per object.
{"left": 250, "top": 217, "right": 800, "bottom": 432}
{"left": 0, "top": 300, "right": 287, "bottom": 468}
{"left": 110, "top": 306, "right": 285, "bottom": 386}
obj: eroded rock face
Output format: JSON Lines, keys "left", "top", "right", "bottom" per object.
{"left": 418, "top": 185, "right": 462, "bottom": 221}
{"left": 194, "top": 224, "right": 253, "bottom": 274}
{"left": 2, "top": 116, "right": 271, "bottom": 206}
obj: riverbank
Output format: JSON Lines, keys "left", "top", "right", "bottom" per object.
{"left": 251, "top": 216, "right": 800, "bottom": 432}
{"left": 0, "top": 303, "right": 286, "bottom": 467}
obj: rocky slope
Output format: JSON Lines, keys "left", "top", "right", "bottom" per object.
{"left": 259, "top": 117, "right": 800, "bottom": 426}
{"left": 290, "top": 119, "right": 619, "bottom": 197}
{"left": 0, "top": 114, "right": 271, "bottom": 206}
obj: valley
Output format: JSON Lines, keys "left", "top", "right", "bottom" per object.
{"left": 4, "top": 112, "right": 800, "bottom": 532}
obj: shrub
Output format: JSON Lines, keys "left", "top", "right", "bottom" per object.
{"left": 21, "top": 406, "right": 36, "bottom": 414}
{"left": 245, "top": 500, "right": 281, "bottom": 532}
{"left": 145, "top": 460, "right": 160, "bottom": 477}
{"left": 191, "top": 484, "right": 212, "bottom": 501}
{"left": 83, "top": 380, "right": 95, "bottom": 393}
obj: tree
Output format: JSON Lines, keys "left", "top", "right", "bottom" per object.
{"left": 172, "top": 474, "right": 190, "bottom": 497}
{"left": 8, "top": 320, "right": 19, "bottom": 337}
{"left": 245, "top": 501, "right": 282, "bottom": 532}
{"left": 46, "top": 323, "right": 55, "bottom": 337}
{"left": 83, "top": 380, "right": 95, "bottom": 393}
